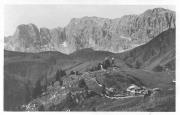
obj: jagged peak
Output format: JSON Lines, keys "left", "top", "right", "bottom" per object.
{"left": 16, "top": 23, "right": 39, "bottom": 31}
{"left": 141, "top": 7, "right": 174, "bottom": 17}
{"left": 152, "top": 7, "right": 170, "bottom": 13}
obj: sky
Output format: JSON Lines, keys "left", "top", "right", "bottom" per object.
{"left": 4, "top": 5, "right": 175, "bottom": 36}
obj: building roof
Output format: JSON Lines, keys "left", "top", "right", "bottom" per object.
{"left": 127, "top": 84, "right": 140, "bottom": 90}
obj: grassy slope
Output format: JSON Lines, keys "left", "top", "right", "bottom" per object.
{"left": 115, "top": 29, "right": 175, "bottom": 70}
{"left": 70, "top": 69, "right": 175, "bottom": 111}
{"left": 4, "top": 48, "right": 115, "bottom": 110}
{"left": 4, "top": 50, "right": 75, "bottom": 110}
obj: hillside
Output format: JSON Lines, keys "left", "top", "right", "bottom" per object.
{"left": 16, "top": 68, "right": 175, "bottom": 111}
{"left": 69, "top": 48, "right": 114, "bottom": 61}
{"left": 4, "top": 48, "right": 117, "bottom": 110}
{"left": 116, "top": 28, "right": 175, "bottom": 71}
{"left": 4, "top": 50, "right": 74, "bottom": 110}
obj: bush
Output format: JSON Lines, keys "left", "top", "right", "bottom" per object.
{"left": 153, "top": 65, "right": 163, "bottom": 72}
{"left": 78, "top": 79, "right": 88, "bottom": 89}
{"left": 103, "top": 59, "right": 111, "bottom": 69}
{"left": 70, "top": 71, "right": 75, "bottom": 75}
{"left": 75, "top": 71, "right": 80, "bottom": 75}
{"left": 56, "top": 69, "right": 66, "bottom": 81}
{"left": 135, "top": 61, "right": 142, "bottom": 69}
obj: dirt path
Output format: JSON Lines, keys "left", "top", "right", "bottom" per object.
{"left": 104, "top": 94, "right": 144, "bottom": 99}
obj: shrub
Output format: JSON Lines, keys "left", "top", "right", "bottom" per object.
{"left": 70, "top": 71, "right": 75, "bottom": 75}
{"left": 78, "top": 79, "right": 88, "bottom": 89}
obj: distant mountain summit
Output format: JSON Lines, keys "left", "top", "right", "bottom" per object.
{"left": 5, "top": 8, "right": 175, "bottom": 54}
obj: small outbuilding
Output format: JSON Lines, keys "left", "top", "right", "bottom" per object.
{"left": 126, "top": 84, "right": 141, "bottom": 95}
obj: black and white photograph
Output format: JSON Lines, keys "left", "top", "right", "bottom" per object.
{"left": 3, "top": 0, "right": 177, "bottom": 112}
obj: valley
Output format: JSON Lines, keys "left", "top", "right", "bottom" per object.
{"left": 4, "top": 7, "right": 176, "bottom": 112}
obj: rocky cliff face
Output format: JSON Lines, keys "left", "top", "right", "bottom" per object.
{"left": 4, "top": 8, "right": 175, "bottom": 54}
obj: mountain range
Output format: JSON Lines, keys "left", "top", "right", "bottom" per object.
{"left": 4, "top": 7, "right": 176, "bottom": 111}
{"left": 4, "top": 8, "right": 175, "bottom": 54}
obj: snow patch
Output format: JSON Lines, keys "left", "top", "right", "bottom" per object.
{"left": 120, "top": 35, "right": 131, "bottom": 40}
{"left": 61, "top": 41, "right": 68, "bottom": 47}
